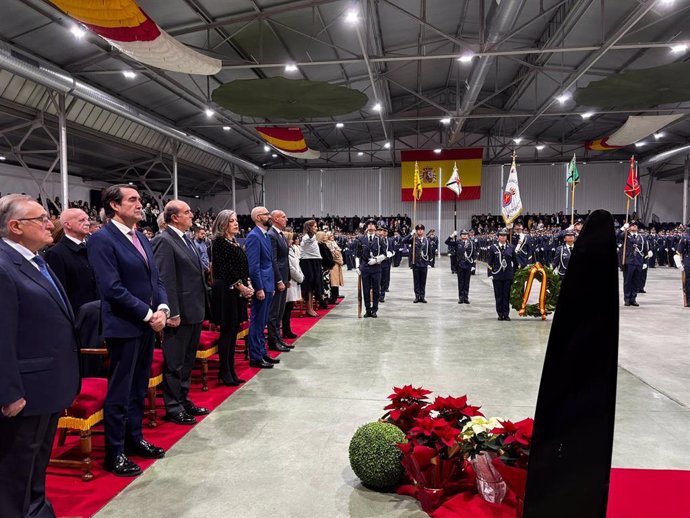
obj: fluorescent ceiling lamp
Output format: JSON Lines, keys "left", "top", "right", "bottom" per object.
{"left": 357, "top": 151, "right": 364, "bottom": 156}
{"left": 513, "top": 138, "right": 522, "bottom": 144}
{"left": 654, "top": 132, "right": 664, "bottom": 139}
{"left": 284, "top": 63, "right": 298, "bottom": 72}
{"left": 0, "top": 155, "right": 6, "bottom": 161}
{"left": 271, "top": 153, "right": 278, "bottom": 158}
{"left": 457, "top": 52, "right": 475, "bottom": 63}
{"left": 433, "top": 148, "right": 442, "bottom": 154}
{"left": 336, "top": 122, "right": 344, "bottom": 128}
{"left": 383, "top": 142, "right": 391, "bottom": 149}
{"left": 635, "top": 141, "right": 646, "bottom": 148}
{"left": 122, "top": 70, "right": 137, "bottom": 79}
{"left": 581, "top": 112, "right": 594, "bottom": 119}
{"left": 70, "top": 25, "right": 86, "bottom": 39}
{"left": 440, "top": 118, "right": 451, "bottom": 125}
{"left": 372, "top": 103, "right": 382, "bottom": 112}
{"left": 670, "top": 43, "right": 688, "bottom": 54}
{"left": 535, "top": 145, "right": 545, "bottom": 151}
{"left": 556, "top": 92, "right": 572, "bottom": 104}
{"left": 344, "top": 9, "right": 359, "bottom": 24}
{"left": 204, "top": 108, "right": 214, "bottom": 117}
{"left": 263, "top": 145, "right": 271, "bottom": 152}
{"left": 222, "top": 126, "right": 231, "bottom": 131}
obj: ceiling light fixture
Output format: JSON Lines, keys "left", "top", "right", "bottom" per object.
{"left": 357, "top": 151, "right": 364, "bottom": 156}
{"left": 581, "top": 111, "right": 594, "bottom": 119}
{"left": 383, "top": 142, "right": 391, "bottom": 149}
{"left": 372, "top": 102, "right": 382, "bottom": 112}
{"left": 654, "top": 132, "right": 664, "bottom": 139}
{"left": 513, "top": 138, "right": 522, "bottom": 144}
{"left": 457, "top": 52, "right": 475, "bottom": 63}
{"left": 122, "top": 70, "right": 137, "bottom": 79}
{"left": 263, "top": 145, "right": 271, "bottom": 152}
{"left": 635, "top": 141, "right": 646, "bottom": 148}
{"left": 222, "top": 126, "right": 231, "bottom": 131}
{"left": 535, "top": 144, "right": 545, "bottom": 151}
{"left": 670, "top": 43, "right": 688, "bottom": 54}
{"left": 284, "top": 63, "right": 298, "bottom": 72}
{"left": 204, "top": 108, "right": 214, "bottom": 117}
{"left": 271, "top": 153, "right": 278, "bottom": 158}
{"left": 433, "top": 148, "right": 442, "bottom": 154}
{"left": 344, "top": 9, "right": 359, "bottom": 24}
{"left": 0, "top": 154, "right": 6, "bottom": 161}
{"left": 336, "top": 122, "right": 344, "bottom": 128}
{"left": 440, "top": 118, "right": 451, "bottom": 125}
{"left": 70, "top": 25, "right": 86, "bottom": 39}
{"left": 556, "top": 92, "right": 572, "bottom": 104}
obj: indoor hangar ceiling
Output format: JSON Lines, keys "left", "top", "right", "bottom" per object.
{"left": 1, "top": 0, "right": 690, "bottom": 195}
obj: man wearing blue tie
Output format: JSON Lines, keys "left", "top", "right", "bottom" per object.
{"left": 87, "top": 185, "right": 169, "bottom": 477}
{"left": 245, "top": 206, "right": 280, "bottom": 369}
{"left": 0, "top": 194, "right": 80, "bottom": 518}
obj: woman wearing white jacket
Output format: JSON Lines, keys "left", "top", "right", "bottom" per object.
{"left": 283, "top": 232, "right": 304, "bottom": 338}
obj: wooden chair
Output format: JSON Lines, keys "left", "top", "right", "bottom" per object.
{"left": 195, "top": 330, "right": 220, "bottom": 391}
{"left": 147, "top": 348, "right": 164, "bottom": 427}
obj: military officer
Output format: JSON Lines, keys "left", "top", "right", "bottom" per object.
{"left": 402, "top": 224, "right": 431, "bottom": 303}
{"left": 447, "top": 229, "right": 478, "bottom": 303}
{"left": 674, "top": 224, "right": 690, "bottom": 307}
{"left": 355, "top": 220, "right": 386, "bottom": 318}
{"left": 511, "top": 222, "right": 533, "bottom": 268}
{"left": 487, "top": 228, "right": 518, "bottom": 320}
{"left": 553, "top": 230, "right": 576, "bottom": 278}
{"left": 378, "top": 226, "right": 394, "bottom": 302}
{"left": 444, "top": 233, "right": 458, "bottom": 274}
{"left": 618, "top": 221, "right": 652, "bottom": 307}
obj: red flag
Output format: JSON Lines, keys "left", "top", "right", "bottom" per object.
{"left": 624, "top": 156, "right": 641, "bottom": 199}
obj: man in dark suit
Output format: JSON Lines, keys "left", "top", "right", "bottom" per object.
{"left": 245, "top": 206, "right": 279, "bottom": 369}
{"left": 0, "top": 194, "right": 80, "bottom": 518}
{"left": 487, "top": 228, "right": 518, "bottom": 321}
{"left": 87, "top": 185, "right": 169, "bottom": 477}
{"left": 153, "top": 200, "right": 209, "bottom": 426}
{"left": 266, "top": 209, "right": 292, "bottom": 353}
{"left": 44, "top": 208, "right": 99, "bottom": 316}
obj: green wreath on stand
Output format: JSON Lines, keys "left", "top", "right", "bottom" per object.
{"left": 510, "top": 264, "right": 561, "bottom": 318}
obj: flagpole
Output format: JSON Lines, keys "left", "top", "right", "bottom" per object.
{"left": 622, "top": 197, "right": 630, "bottom": 266}
{"left": 438, "top": 167, "right": 442, "bottom": 257}
{"left": 454, "top": 196, "right": 457, "bottom": 233}
{"left": 412, "top": 195, "right": 417, "bottom": 264}
{"left": 571, "top": 183, "right": 576, "bottom": 225}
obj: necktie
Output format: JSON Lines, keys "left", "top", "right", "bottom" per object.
{"left": 369, "top": 235, "right": 372, "bottom": 243}
{"left": 568, "top": 246, "right": 572, "bottom": 253}
{"left": 183, "top": 235, "right": 198, "bottom": 256}
{"left": 127, "top": 230, "right": 148, "bottom": 264}
{"left": 32, "top": 256, "right": 68, "bottom": 310}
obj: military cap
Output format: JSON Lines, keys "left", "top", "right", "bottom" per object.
{"left": 497, "top": 228, "right": 508, "bottom": 236}
{"left": 415, "top": 223, "right": 425, "bottom": 230}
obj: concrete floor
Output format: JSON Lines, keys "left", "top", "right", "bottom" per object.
{"left": 95, "top": 258, "right": 690, "bottom": 518}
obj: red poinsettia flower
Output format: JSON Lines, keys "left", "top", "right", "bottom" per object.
{"left": 409, "top": 417, "right": 462, "bottom": 448}
{"left": 386, "top": 385, "right": 432, "bottom": 405}
{"left": 494, "top": 418, "right": 534, "bottom": 446}
{"left": 428, "top": 395, "right": 484, "bottom": 421}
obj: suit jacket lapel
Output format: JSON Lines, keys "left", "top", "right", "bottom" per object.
{"left": 106, "top": 222, "right": 149, "bottom": 269}
{"left": 167, "top": 228, "right": 202, "bottom": 272}
{"left": 18, "top": 255, "right": 74, "bottom": 320}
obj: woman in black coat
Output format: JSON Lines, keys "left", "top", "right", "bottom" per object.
{"left": 210, "top": 210, "right": 254, "bottom": 385}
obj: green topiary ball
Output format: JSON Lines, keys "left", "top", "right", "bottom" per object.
{"left": 349, "top": 421, "right": 406, "bottom": 490}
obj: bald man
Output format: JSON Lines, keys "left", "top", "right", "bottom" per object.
{"left": 245, "top": 207, "right": 279, "bottom": 368}
{"left": 266, "top": 209, "right": 292, "bottom": 352}
{"left": 153, "top": 200, "right": 209, "bottom": 424}
{"left": 44, "top": 208, "right": 99, "bottom": 314}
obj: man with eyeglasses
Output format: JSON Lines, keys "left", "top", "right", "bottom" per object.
{"left": 0, "top": 194, "right": 80, "bottom": 518}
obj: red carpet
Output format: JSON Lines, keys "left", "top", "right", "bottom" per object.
{"left": 46, "top": 305, "right": 335, "bottom": 518}
{"left": 430, "top": 468, "right": 690, "bottom": 518}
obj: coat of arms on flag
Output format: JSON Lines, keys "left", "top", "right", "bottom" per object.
{"left": 624, "top": 156, "right": 641, "bottom": 199}
{"left": 501, "top": 156, "right": 523, "bottom": 225}
{"left": 445, "top": 162, "right": 462, "bottom": 196}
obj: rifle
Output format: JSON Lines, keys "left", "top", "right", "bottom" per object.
{"left": 357, "top": 274, "right": 362, "bottom": 318}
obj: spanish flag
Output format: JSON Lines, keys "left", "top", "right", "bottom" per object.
{"left": 401, "top": 149, "right": 482, "bottom": 202}
{"left": 256, "top": 127, "right": 320, "bottom": 159}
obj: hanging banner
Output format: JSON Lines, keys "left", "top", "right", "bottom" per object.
{"left": 401, "top": 148, "right": 483, "bottom": 202}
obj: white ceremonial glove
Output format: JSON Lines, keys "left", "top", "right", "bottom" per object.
{"left": 375, "top": 254, "right": 386, "bottom": 264}
{"left": 647, "top": 250, "right": 654, "bottom": 258}
{"left": 355, "top": 267, "right": 361, "bottom": 276}
{"left": 643, "top": 264, "right": 648, "bottom": 270}
{"left": 567, "top": 224, "right": 575, "bottom": 231}
{"left": 664, "top": 248, "right": 668, "bottom": 251}
{"left": 386, "top": 250, "right": 394, "bottom": 258}
{"left": 554, "top": 267, "right": 560, "bottom": 275}
{"left": 367, "top": 257, "right": 377, "bottom": 266}
{"left": 471, "top": 267, "right": 476, "bottom": 272}
{"left": 622, "top": 223, "right": 630, "bottom": 231}
{"left": 451, "top": 231, "right": 457, "bottom": 237}
{"left": 674, "top": 255, "right": 683, "bottom": 269}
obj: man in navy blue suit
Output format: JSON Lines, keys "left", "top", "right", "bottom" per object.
{"left": 0, "top": 194, "right": 80, "bottom": 518}
{"left": 87, "top": 185, "right": 169, "bottom": 477}
{"left": 245, "top": 206, "right": 280, "bottom": 369}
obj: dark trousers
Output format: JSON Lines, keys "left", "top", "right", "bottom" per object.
{"left": 282, "top": 301, "right": 294, "bottom": 334}
{"left": 639, "top": 266, "right": 648, "bottom": 290}
{"left": 249, "top": 292, "right": 273, "bottom": 362}
{"left": 623, "top": 265, "right": 643, "bottom": 302}
{"left": 218, "top": 322, "right": 239, "bottom": 383}
{"left": 361, "top": 270, "right": 381, "bottom": 312}
{"left": 267, "top": 287, "right": 287, "bottom": 343}
{"left": 380, "top": 261, "right": 391, "bottom": 299}
{"left": 413, "top": 266, "right": 428, "bottom": 300}
{"left": 104, "top": 331, "right": 155, "bottom": 458}
{"left": 457, "top": 267, "right": 471, "bottom": 301}
{"left": 450, "top": 255, "right": 457, "bottom": 274}
{"left": 162, "top": 322, "right": 202, "bottom": 414}
{"left": 393, "top": 251, "right": 402, "bottom": 267}
{"left": 492, "top": 278, "right": 512, "bottom": 317}
{"left": 0, "top": 412, "right": 59, "bottom": 518}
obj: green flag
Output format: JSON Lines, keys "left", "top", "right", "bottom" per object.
{"left": 567, "top": 154, "right": 580, "bottom": 186}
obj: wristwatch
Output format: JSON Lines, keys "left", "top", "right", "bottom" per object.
{"left": 160, "top": 308, "right": 170, "bottom": 318}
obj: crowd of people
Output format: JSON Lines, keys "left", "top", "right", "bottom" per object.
{"left": 2, "top": 186, "right": 689, "bottom": 517}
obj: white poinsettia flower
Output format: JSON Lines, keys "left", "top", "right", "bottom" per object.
{"left": 462, "top": 416, "right": 504, "bottom": 437}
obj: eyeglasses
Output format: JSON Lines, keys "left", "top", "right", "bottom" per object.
{"left": 17, "top": 214, "right": 51, "bottom": 224}
{"left": 258, "top": 212, "right": 270, "bottom": 217}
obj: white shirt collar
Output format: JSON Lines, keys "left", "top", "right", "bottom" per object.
{"left": 2, "top": 238, "right": 40, "bottom": 268}
{"left": 168, "top": 225, "right": 186, "bottom": 239}
{"left": 111, "top": 219, "right": 136, "bottom": 237}
{"left": 257, "top": 226, "right": 268, "bottom": 235}
{"left": 64, "top": 234, "right": 84, "bottom": 246}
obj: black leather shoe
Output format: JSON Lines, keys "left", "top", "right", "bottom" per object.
{"left": 458, "top": 300, "right": 462, "bottom": 304}
{"left": 630, "top": 301, "right": 639, "bottom": 307}
{"left": 184, "top": 404, "right": 209, "bottom": 416}
{"left": 268, "top": 343, "right": 290, "bottom": 352}
{"left": 413, "top": 299, "right": 420, "bottom": 303}
{"left": 504, "top": 315, "right": 511, "bottom": 321}
{"left": 638, "top": 289, "right": 647, "bottom": 293}
{"left": 282, "top": 331, "right": 298, "bottom": 339}
{"left": 218, "top": 377, "right": 239, "bottom": 387}
{"left": 497, "top": 315, "right": 504, "bottom": 321}
{"left": 379, "top": 298, "right": 385, "bottom": 303}
{"left": 420, "top": 299, "right": 427, "bottom": 303}
{"left": 249, "top": 358, "right": 274, "bottom": 368}
{"left": 276, "top": 338, "right": 294, "bottom": 349}
{"left": 125, "top": 439, "right": 165, "bottom": 459}
{"left": 263, "top": 355, "right": 280, "bottom": 364}
{"left": 364, "top": 311, "right": 372, "bottom": 317}
{"left": 624, "top": 302, "right": 631, "bottom": 306}
{"left": 104, "top": 454, "right": 142, "bottom": 477}
{"left": 163, "top": 410, "right": 196, "bottom": 425}
{"left": 464, "top": 299, "right": 470, "bottom": 304}
{"left": 371, "top": 312, "right": 377, "bottom": 318}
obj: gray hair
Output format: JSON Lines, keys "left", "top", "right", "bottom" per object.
{"left": 0, "top": 194, "right": 33, "bottom": 238}
{"left": 211, "top": 209, "right": 236, "bottom": 239}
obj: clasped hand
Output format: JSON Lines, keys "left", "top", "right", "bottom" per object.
{"left": 149, "top": 310, "right": 167, "bottom": 332}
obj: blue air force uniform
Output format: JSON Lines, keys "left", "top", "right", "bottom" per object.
{"left": 356, "top": 231, "right": 386, "bottom": 316}
{"left": 487, "top": 232, "right": 518, "bottom": 320}
{"left": 618, "top": 222, "right": 650, "bottom": 306}
{"left": 402, "top": 227, "right": 431, "bottom": 302}
{"left": 447, "top": 231, "right": 478, "bottom": 303}
{"left": 379, "top": 234, "right": 394, "bottom": 302}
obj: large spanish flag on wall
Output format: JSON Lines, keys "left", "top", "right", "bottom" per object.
{"left": 401, "top": 148, "right": 483, "bottom": 202}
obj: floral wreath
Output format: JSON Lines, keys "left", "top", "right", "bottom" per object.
{"left": 510, "top": 264, "right": 561, "bottom": 318}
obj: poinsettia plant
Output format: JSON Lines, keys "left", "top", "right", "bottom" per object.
{"left": 382, "top": 385, "right": 432, "bottom": 433}
{"left": 490, "top": 418, "right": 534, "bottom": 469}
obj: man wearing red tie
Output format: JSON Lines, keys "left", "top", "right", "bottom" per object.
{"left": 87, "top": 185, "right": 169, "bottom": 477}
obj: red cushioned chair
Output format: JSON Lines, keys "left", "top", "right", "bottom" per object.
{"left": 195, "top": 330, "right": 220, "bottom": 391}
{"left": 49, "top": 377, "right": 108, "bottom": 482}
{"left": 147, "top": 349, "right": 164, "bottom": 427}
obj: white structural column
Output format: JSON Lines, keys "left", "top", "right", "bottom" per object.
{"left": 684, "top": 156, "right": 689, "bottom": 224}
{"left": 172, "top": 150, "right": 179, "bottom": 200}
{"left": 58, "top": 94, "right": 69, "bottom": 207}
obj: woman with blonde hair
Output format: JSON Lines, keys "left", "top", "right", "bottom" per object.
{"left": 315, "top": 230, "right": 334, "bottom": 309}
{"left": 300, "top": 220, "right": 322, "bottom": 317}
{"left": 210, "top": 209, "right": 254, "bottom": 386}
{"left": 326, "top": 232, "right": 344, "bottom": 304}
